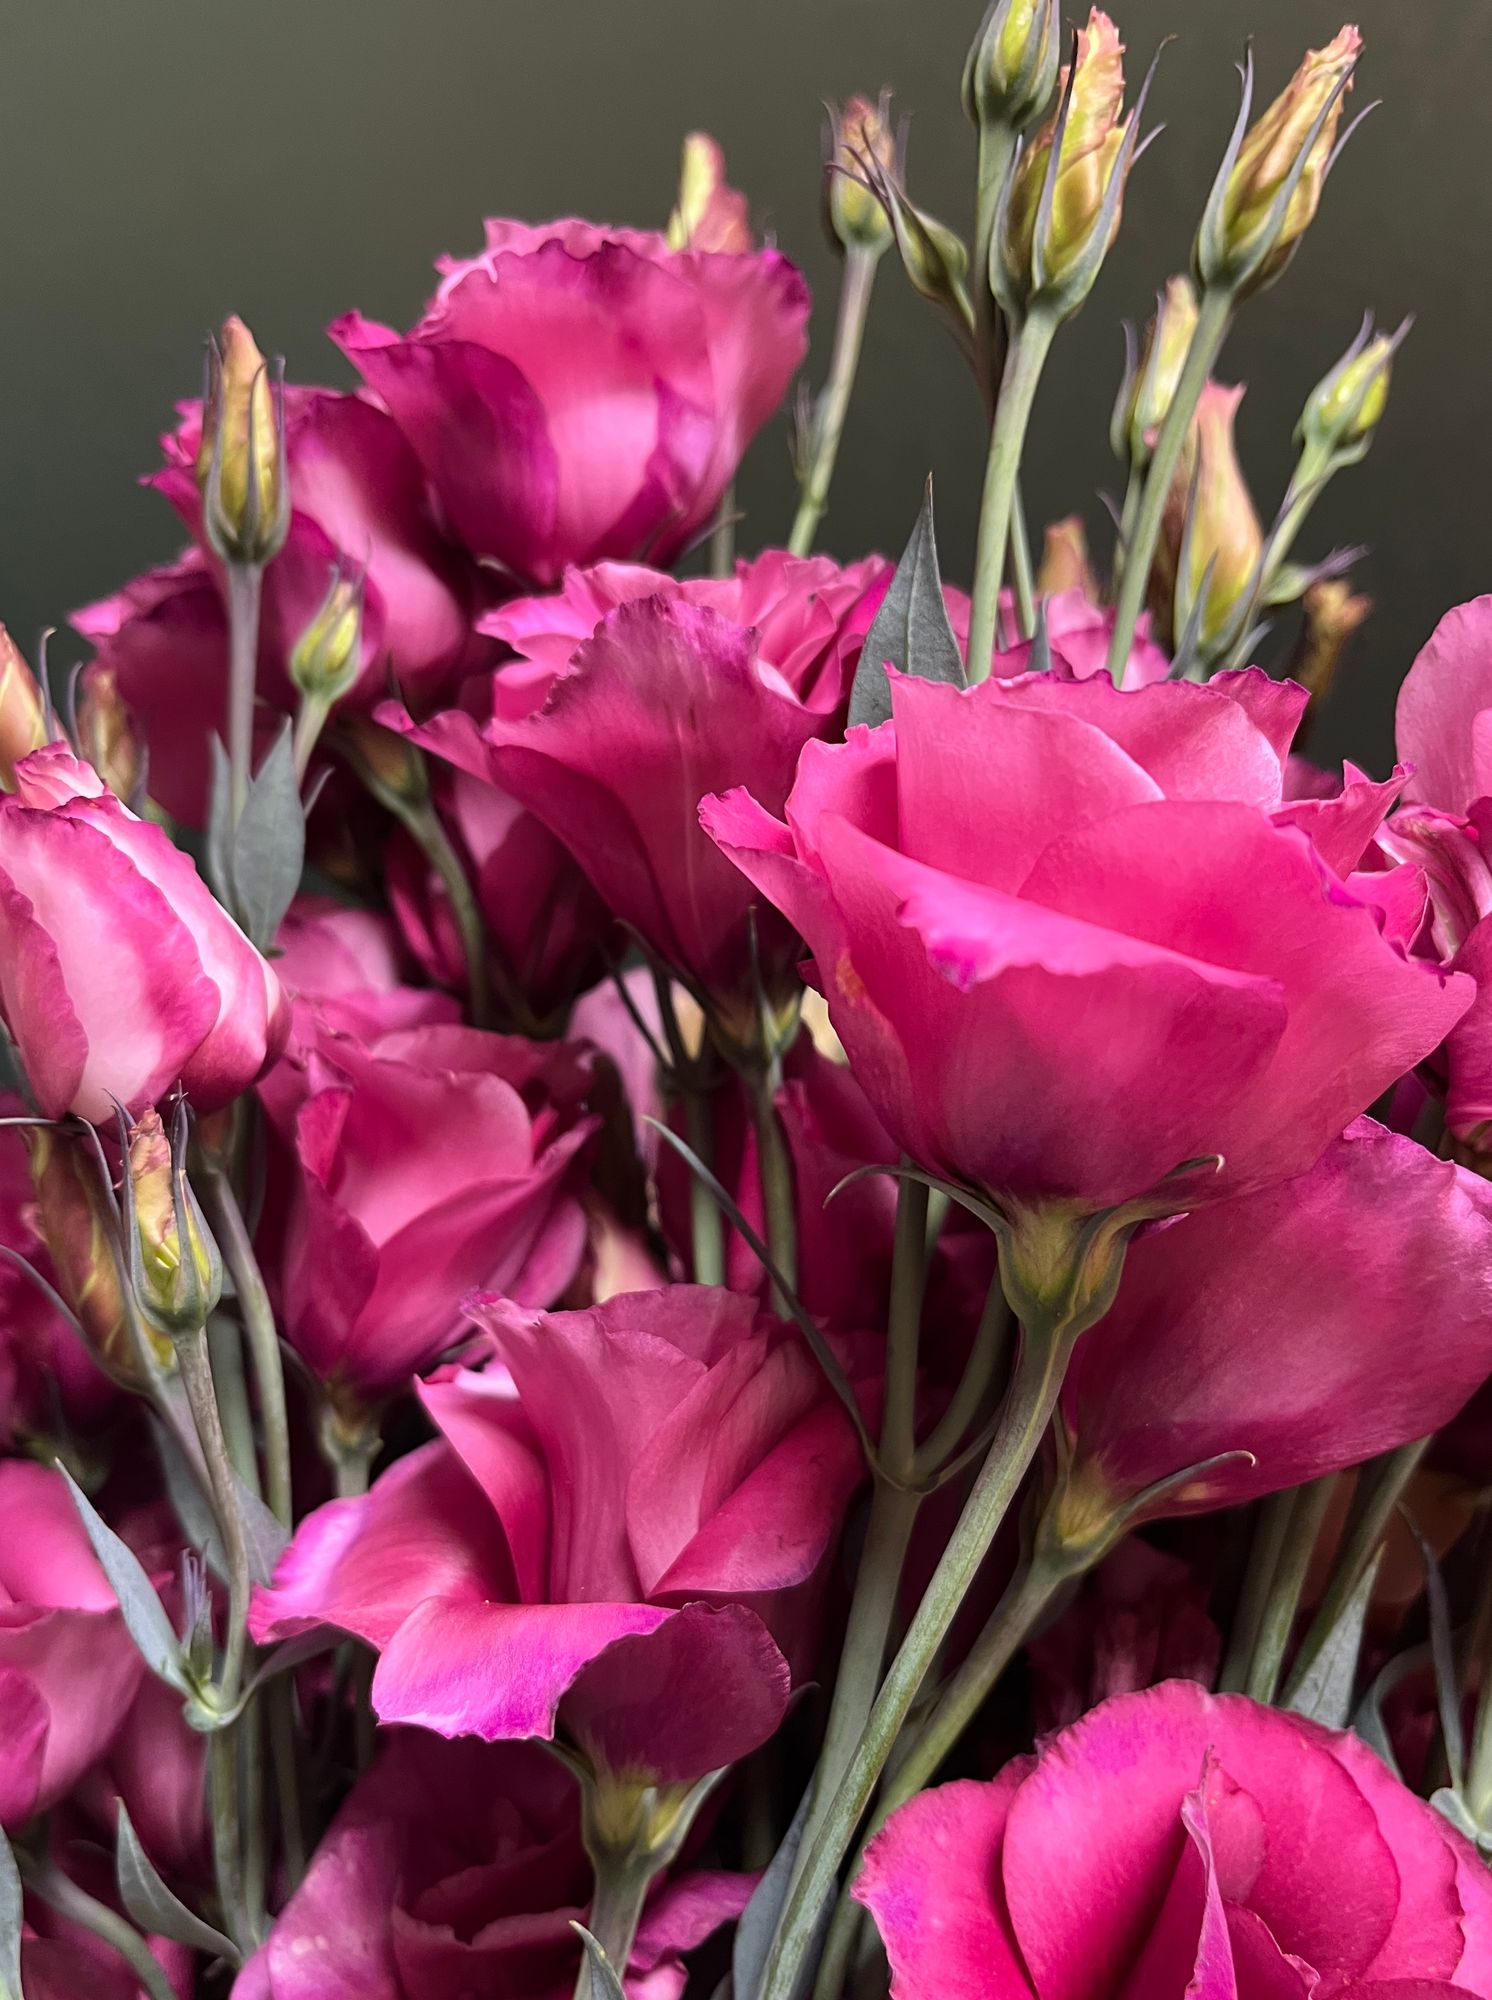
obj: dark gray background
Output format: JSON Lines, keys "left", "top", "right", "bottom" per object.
{"left": 3, "top": 0, "right": 1487, "bottom": 773}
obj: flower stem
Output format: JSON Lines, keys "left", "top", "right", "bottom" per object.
{"left": 682, "top": 1084, "right": 726, "bottom": 1287}
{"left": 710, "top": 481, "right": 737, "bottom": 579}
{"left": 398, "top": 798, "right": 494, "bottom": 1031}
{"left": 965, "top": 308, "right": 1059, "bottom": 684}
{"left": 788, "top": 246, "right": 879, "bottom": 558}
{"left": 1218, "top": 1487, "right": 1294, "bottom": 1695}
{"left": 1105, "top": 283, "right": 1233, "bottom": 682}
{"left": 748, "top": 1065, "right": 798, "bottom": 1308}
{"left": 576, "top": 1847, "right": 654, "bottom": 2000}
{"left": 1243, "top": 1475, "right": 1336, "bottom": 1704}
{"left": 202, "top": 1165, "right": 293, "bottom": 1527}
{"left": 291, "top": 689, "right": 333, "bottom": 786}
{"left": 21, "top": 1855, "right": 179, "bottom": 2000}
{"left": 225, "top": 560, "right": 264, "bottom": 825}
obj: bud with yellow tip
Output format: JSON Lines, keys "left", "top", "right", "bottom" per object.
{"left": 666, "top": 133, "right": 753, "bottom": 254}
{"left": 196, "top": 316, "right": 290, "bottom": 567}
{"left": 1035, "top": 516, "right": 1099, "bottom": 599}
{"left": 1113, "top": 276, "right": 1199, "bottom": 469}
{"left": 74, "top": 664, "right": 143, "bottom": 805}
{"left": 27, "top": 1125, "right": 155, "bottom": 1378}
{"left": 1297, "top": 313, "right": 1405, "bottom": 470}
{"left": 1156, "top": 380, "right": 1264, "bottom": 657}
{"left": 290, "top": 565, "right": 365, "bottom": 707}
{"left": 124, "top": 1107, "right": 222, "bottom": 1341}
{"left": 0, "top": 625, "right": 48, "bottom": 790}
{"left": 1289, "top": 577, "right": 1372, "bottom": 708}
{"left": 962, "top": 0, "right": 1060, "bottom": 136}
{"left": 1198, "top": 28, "right": 1362, "bottom": 298}
{"left": 824, "top": 94, "right": 898, "bottom": 256}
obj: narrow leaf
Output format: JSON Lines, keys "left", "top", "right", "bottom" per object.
{"left": 571, "top": 1923, "right": 628, "bottom": 1999}
{"left": 59, "top": 1464, "right": 191, "bottom": 1695}
{"left": 1287, "top": 1550, "right": 1380, "bottom": 1730}
{"left": 847, "top": 478, "right": 964, "bottom": 730}
{"left": 0, "top": 1821, "right": 21, "bottom": 2000}
{"left": 116, "top": 1803, "right": 239, "bottom": 1966}
{"left": 732, "top": 1788, "right": 813, "bottom": 2000}
{"left": 230, "top": 722, "right": 305, "bottom": 949}
{"left": 1353, "top": 1639, "right": 1431, "bottom": 1779}
{"left": 1407, "top": 1514, "right": 1466, "bottom": 1792}
{"left": 235, "top": 1474, "right": 290, "bottom": 1585}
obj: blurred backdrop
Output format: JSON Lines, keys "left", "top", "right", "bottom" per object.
{"left": 2, "top": 0, "right": 1488, "bottom": 773}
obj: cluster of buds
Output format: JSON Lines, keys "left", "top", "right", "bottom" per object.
{"left": 195, "top": 315, "right": 290, "bottom": 567}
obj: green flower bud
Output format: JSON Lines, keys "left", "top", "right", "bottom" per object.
{"left": 962, "top": 0, "right": 1060, "bottom": 135}
{"left": 1156, "top": 380, "right": 1263, "bottom": 652}
{"left": 196, "top": 316, "right": 290, "bottom": 567}
{"left": 1297, "top": 315, "right": 1406, "bottom": 467}
{"left": 825, "top": 94, "right": 897, "bottom": 256}
{"left": 28, "top": 1125, "right": 158, "bottom": 1378}
{"left": 290, "top": 566, "right": 364, "bottom": 707}
{"left": 1115, "top": 276, "right": 1199, "bottom": 467}
{"left": 125, "top": 1108, "right": 222, "bottom": 1340}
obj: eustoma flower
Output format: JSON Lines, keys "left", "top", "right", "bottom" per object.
{"left": 252, "top": 1287, "right": 870, "bottom": 1784}
{"left": 858, "top": 1682, "right": 1492, "bottom": 1996}
{"left": 0, "top": 743, "right": 285, "bottom": 1121}
{"left": 706, "top": 668, "right": 1467, "bottom": 1214}
{"left": 331, "top": 204, "right": 809, "bottom": 586}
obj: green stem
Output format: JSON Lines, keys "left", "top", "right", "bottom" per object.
{"left": 225, "top": 560, "right": 264, "bottom": 825}
{"left": 204, "top": 1166, "right": 293, "bottom": 1527}
{"left": 965, "top": 309, "right": 1059, "bottom": 684}
{"left": 270, "top": 1676, "right": 309, "bottom": 1890}
{"left": 710, "top": 481, "right": 737, "bottom": 579}
{"left": 759, "top": 1313, "right": 1077, "bottom": 2000}
{"left": 1218, "top": 1488, "right": 1294, "bottom": 1695}
{"left": 398, "top": 798, "right": 494, "bottom": 1030}
{"left": 21, "top": 1855, "right": 178, "bottom": 2000}
{"left": 971, "top": 121, "right": 1018, "bottom": 395}
{"left": 914, "top": 1269, "right": 1013, "bottom": 1478}
{"left": 1244, "top": 1476, "right": 1336, "bottom": 1704}
{"left": 1008, "top": 489, "right": 1037, "bottom": 641}
{"left": 1105, "top": 284, "right": 1233, "bottom": 682}
{"left": 575, "top": 1847, "right": 656, "bottom": 2000}
{"left": 175, "top": 1325, "right": 251, "bottom": 1701}
{"left": 1464, "top": 1553, "right": 1492, "bottom": 1824}
{"left": 208, "top": 1727, "right": 252, "bottom": 1953}
{"left": 748, "top": 1066, "right": 798, "bottom": 1307}
{"left": 788, "top": 246, "right": 879, "bottom": 558}
{"left": 682, "top": 1085, "right": 726, "bottom": 1287}
{"left": 208, "top": 1315, "right": 257, "bottom": 1491}
{"left": 241, "top": 1698, "right": 268, "bottom": 1935}
{"left": 291, "top": 689, "right": 332, "bottom": 786}
{"left": 1282, "top": 1438, "right": 1428, "bottom": 1707}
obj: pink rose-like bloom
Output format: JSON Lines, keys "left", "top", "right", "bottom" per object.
{"left": 1059, "top": 1117, "right": 1492, "bottom": 1517}
{"left": 0, "top": 744, "right": 285, "bottom": 1123}
{"left": 252, "top": 1286, "right": 870, "bottom": 1783}
{"left": 858, "top": 1682, "right": 1492, "bottom": 1997}
{"left": 331, "top": 214, "right": 809, "bottom": 586}
{"left": 388, "top": 551, "right": 895, "bottom": 1009}
{"left": 233, "top": 1731, "right": 747, "bottom": 2000}
{"left": 706, "top": 669, "right": 1467, "bottom": 1211}
{"left": 255, "top": 1007, "right": 598, "bottom": 1402}
{"left": 273, "top": 895, "right": 459, "bottom": 1038}
{"left": 0, "top": 1461, "right": 149, "bottom": 1830}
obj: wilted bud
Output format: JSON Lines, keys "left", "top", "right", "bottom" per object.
{"left": 290, "top": 566, "right": 364, "bottom": 707}
{"left": 1114, "top": 276, "right": 1198, "bottom": 466}
{"left": 1198, "top": 28, "right": 1362, "bottom": 297}
{"left": 996, "top": 11, "right": 1144, "bottom": 318}
{"left": 335, "top": 713, "right": 430, "bottom": 810}
{"left": 1157, "top": 381, "right": 1263, "bottom": 652}
{"left": 27, "top": 1126, "right": 151, "bottom": 1376}
{"left": 666, "top": 133, "right": 753, "bottom": 253}
{"left": 1035, "top": 515, "right": 1099, "bottom": 598}
{"left": 825, "top": 94, "right": 897, "bottom": 255}
{"left": 1298, "top": 314, "right": 1405, "bottom": 467}
{"left": 125, "top": 1108, "right": 222, "bottom": 1339}
{"left": 1289, "top": 576, "right": 1372, "bottom": 707}
{"left": 195, "top": 316, "right": 290, "bottom": 566}
{"left": 74, "top": 664, "right": 143, "bottom": 803}
{"left": 963, "top": 0, "right": 1061, "bottom": 135}
{"left": 0, "top": 625, "right": 48, "bottom": 790}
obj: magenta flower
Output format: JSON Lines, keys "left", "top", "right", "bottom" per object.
{"left": 330, "top": 216, "right": 809, "bottom": 586}
{"left": 0, "top": 744, "right": 286, "bottom": 1122}
{"left": 233, "top": 1731, "right": 748, "bottom": 2000}
{"left": 858, "top": 1682, "right": 1492, "bottom": 1996}
{"left": 706, "top": 669, "right": 1468, "bottom": 1211}
{"left": 255, "top": 1006, "right": 597, "bottom": 1402}
{"left": 252, "top": 1287, "right": 870, "bottom": 1782}
{"left": 273, "top": 895, "right": 459, "bottom": 1039}
{"left": 388, "top": 551, "right": 893, "bottom": 1010}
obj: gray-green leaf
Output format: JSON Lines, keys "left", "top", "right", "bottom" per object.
{"left": 0, "top": 1822, "right": 22, "bottom": 2000}
{"left": 572, "top": 1923, "right": 628, "bottom": 1998}
{"left": 847, "top": 478, "right": 964, "bottom": 730}
{"left": 1286, "top": 1552, "right": 1380, "bottom": 1730}
{"left": 59, "top": 1464, "right": 191, "bottom": 1695}
{"left": 228, "top": 722, "right": 305, "bottom": 949}
{"left": 116, "top": 1803, "right": 239, "bottom": 1967}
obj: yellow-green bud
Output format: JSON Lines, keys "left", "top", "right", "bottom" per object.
{"left": 1290, "top": 577, "right": 1372, "bottom": 706}
{"left": 1116, "top": 276, "right": 1199, "bottom": 466}
{"left": 75, "top": 664, "right": 143, "bottom": 804}
{"left": 825, "top": 94, "right": 897, "bottom": 256}
{"left": 1298, "top": 315, "right": 1404, "bottom": 466}
{"left": 196, "top": 316, "right": 290, "bottom": 566}
{"left": 1035, "top": 515, "right": 1099, "bottom": 600}
{"left": 1199, "top": 27, "right": 1361, "bottom": 298}
{"left": 962, "top": 0, "right": 1061, "bottom": 134}
{"left": 1157, "top": 380, "right": 1263, "bottom": 651}
{"left": 0, "top": 625, "right": 48, "bottom": 790}
{"left": 126, "top": 1109, "right": 222, "bottom": 1340}
{"left": 291, "top": 567, "right": 364, "bottom": 707}
{"left": 27, "top": 1126, "right": 156, "bottom": 1378}
{"left": 666, "top": 133, "right": 752, "bottom": 254}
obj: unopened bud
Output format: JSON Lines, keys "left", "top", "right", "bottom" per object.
{"left": 876, "top": 176, "right": 973, "bottom": 328}
{"left": 1115, "top": 276, "right": 1198, "bottom": 466}
{"left": 336, "top": 713, "right": 430, "bottom": 810}
{"left": 1298, "top": 315, "right": 1404, "bottom": 467}
{"left": 125, "top": 1109, "right": 222, "bottom": 1339}
{"left": 1035, "top": 516, "right": 1099, "bottom": 599}
{"left": 666, "top": 133, "right": 753, "bottom": 254}
{"left": 995, "top": 10, "right": 1143, "bottom": 319}
{"left": 1158, "top": 381, "right": 1263, "bottom": 651}
{"left": 27, "top": 1126, "right": 153, "bottom": 1377}
{"left": 1290, "top": 577, "right": 1372, "bottom": 706}
{"left": 825, "top": 94, "right": 897, "bottom": 255}
{"left": 963, "top": 0, "right": 1061, "bottom": 135}
{"left": 196, "top": 316, "right": 290, "bottom": 566}
{"left": 0, "top": 626, "right": 48, "bottom": 790}
{"left": 1199, "top": 28, "right": 1362, "bottom": 297}
{"left": 75, "top": 664, "right": 143, "bottom": 804}
{"left": 290, "top": 567, "right": 364, "bottom": 707}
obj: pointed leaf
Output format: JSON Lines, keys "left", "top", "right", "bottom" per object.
{"left": 732, "top": 1787, "right": 814, "bottom": 2000}
{"left": 847, "top": 479, "right": 964, "bottom": 730}
{"left": 0, "top": 1822, "right": 21, "bottom": 2000}
{"left": 235, "top": 1474, "right": 290, "bottom": 1586}
{"left": 59, "top": 1464, "right": 192, "bottom": 1695}
{"left": 571, "top": 1923, "right": 628, "bottom": 1999}
{"left": 1353, "top": 1639, "right": 1431, "bottom": 1779}
{"left": 230, "top": 722, "right": 305, "bottom": 948}
{"left": 116, "top": 1803, "right": 239, "bottom": 1967}
{"left": 1287, "top": 1550, "right": 1380, "bottom": 1730}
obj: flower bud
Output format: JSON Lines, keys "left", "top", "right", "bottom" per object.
{"left": 125, "top": 1108, "right": 222, "bottom": 1340}
{"left": 195, "top": 316, "right": 290, "bottom": 566}
{"left": 1035, "top": 516, "right": 1099, "bottom": 599}
{"left": 666, "top": 133, "right": 753, "bottom": 254}
{"left": 825, "top": 94, "right": 897, "bottom": 256}
{"left": 995, "top": 10, "right": 1144, "bottom": 319}
{"left": 290, "top": 565, "right": 364, "bottom": 707}
{"left": 74, "top": 663, "right": 143, "bottom": 804}
{"left": 1198, "top": 28, "right": 1362, "bottom": 297}
{"left": 335, "top": 713, "right": 430, "bottom": 810}
{"left": 963, "top": 0, "right": 1060, "bottom": 135}
{"left": 1114, "top": 276, "right": 1198, "bottom": 466}
{"left": 0, "top": 625, "right": 48, "bottom": 790}
{"left": 1289, "top": 576, "right": 1371, "bottom": 706}
{"left": 1156, "top": 380, "right": 1263, "bottom": 653}
{"left": 873, "top": 174, "right": 974, "bottom": 329}
{"left": 1298, "top": 314, "right": 1405, "bottom": 467}
{"left": 26, "top": 1125, "right": 151, "bottom": 1377}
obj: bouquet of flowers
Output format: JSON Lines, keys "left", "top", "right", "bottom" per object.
{"left": 5, "top": 5, "right": 1492, "bottom": 1996}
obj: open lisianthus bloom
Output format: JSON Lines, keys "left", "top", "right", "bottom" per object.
{"left": 858, "top": 1683, "right": 1492, "bottom": 1997}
